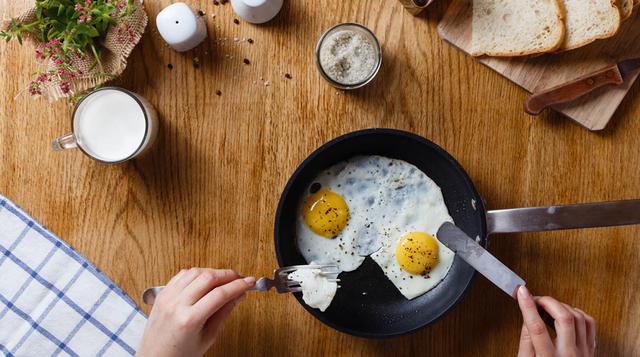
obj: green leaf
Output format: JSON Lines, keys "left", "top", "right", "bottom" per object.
{"left": 47, "top": 27, "right": 57, "bottom": 40}
{"left": 57, "top": 4, "right": 65, "bottom": 17}
{"left": 87, "top": 26, "right": 99, "bottom": 37}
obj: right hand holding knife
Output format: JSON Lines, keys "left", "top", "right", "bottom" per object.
{"left": 516, "top": 286, "right": 596, "bottom": 357}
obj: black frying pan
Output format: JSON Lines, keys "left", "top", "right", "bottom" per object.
{"left": 274, "top": 128, "right": 640, "bottom": 338}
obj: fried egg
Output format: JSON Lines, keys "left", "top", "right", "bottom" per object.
{"left": 371, "top": 231, "right": 455, "bottom": 299}
{"left": 296, "top": 155, "right": 455, "bottom": 307}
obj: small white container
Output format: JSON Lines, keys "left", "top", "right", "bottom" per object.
{"left": 230, "top": 0, "right": 283, "bottom": 24}
{"left": 315, "top": 23, "right": 382, "bottom": 90}
{"left": 156, "top": 3, "right": 207, "bottom": 52}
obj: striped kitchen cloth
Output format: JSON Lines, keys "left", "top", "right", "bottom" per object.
{"left": 0, "top": 194, "right": 147, "bottom": 356}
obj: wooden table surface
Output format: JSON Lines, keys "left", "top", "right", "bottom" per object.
{"left": 1, "top": 0, "right": 639, "bottom": 356}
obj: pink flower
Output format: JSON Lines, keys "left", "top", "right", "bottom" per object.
{"left": 28, "top": 81, "right": 42, "bottom": 96}
{"left": 45, "top": 38, "right": 60, "bottom": 48}
{"left": 85, "top": 0, "right": 91, "bottom": 6}
{"left": 78, "top": 14, "right": 86, "bottom": 23}
{"left": 36, "top": 73, "right": 49, "bottom": 82}
{"left": 74, "top": 4, "right": 83, "bottom": 11}
{"left": 34, "top": 50, "right": 45, "bottom": 60}
{"left": 53, "top": 57, "right": 64, "bottom": 65}
{"left": 59, "top": 81, "right": 71, "bottom": 94}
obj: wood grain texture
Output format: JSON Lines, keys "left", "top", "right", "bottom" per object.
{"left": 438, "top": 0, "right": 640, "bottom": 131}
{"left": 1, "top": 0, "right": 640, "bottom": 356}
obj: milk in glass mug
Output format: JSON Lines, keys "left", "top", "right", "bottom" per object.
{"left": 52, "top": 87, "right": 159, "bottom": 163}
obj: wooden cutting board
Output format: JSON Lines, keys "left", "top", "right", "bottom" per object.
{"left": 437, "top": 0, "right": 640, "bottom": 131}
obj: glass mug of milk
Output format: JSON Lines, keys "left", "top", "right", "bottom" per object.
{"left": 52, "top": 87, "right": 159, "bottom": 163}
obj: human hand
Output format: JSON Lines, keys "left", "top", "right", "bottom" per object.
{"left": 517, "top": 286, "right": 596, "bottom": 357}
{"left": 136, "top": 268, "right": 256, "bottom": 357}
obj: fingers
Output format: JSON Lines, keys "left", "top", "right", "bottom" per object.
{"left": 517, "top": 286, "right": 554, "bottom": 356}
{"left": 535, "top": 296, "right": 577, "bottom": 351}
{"left": 153, "top": 269, "right": 189, "bottom": 303}
{"left": 576, "top": 308, "right": 597, "bottom": 355}
{"left": 517, "top": 324, "right": 535, "bottom": 357}
{"left": 193, "top": 277, "right": 255, "bottom": 322}
{"left": 182, "top": 269, "right": 241, "bottom": 305}
{"left": 563, "top": 303, "right": 588, "bottom": 355}
{"left": 166, "top": 269, "right": 187, "bottom": 287}
{"left": 202, "top": 295, "right": 245, "bottom": 343}
{"left": 171, "top": 267, "right": 205, "bottom": 292}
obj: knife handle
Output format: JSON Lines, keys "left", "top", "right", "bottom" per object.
{"left": 524, "top": 64, "right": 624, "bottom": 115}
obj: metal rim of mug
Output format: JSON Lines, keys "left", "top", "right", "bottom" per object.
{"left": 315, "top": 22, "right": 383, "bottom": 90}
{"left": 70, "top": 86, "right": 151, "bottom": 165}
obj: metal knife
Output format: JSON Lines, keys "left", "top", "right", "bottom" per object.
{"left": 524, "top": 57, "right": 640, "bottom": 115}
{"left": 437, "top": 222, "right": 555, "bottom": 328}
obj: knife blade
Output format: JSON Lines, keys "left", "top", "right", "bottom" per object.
{"left": 437, "top": 222, "right": 555, "bottom": 328}
{"left": 524, "top": 57, "right": 640, "bottom": 115}
{"left": 437, "top": 222, "right": 524, "bottom": 298}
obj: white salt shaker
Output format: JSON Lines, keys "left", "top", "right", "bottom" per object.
{"left": 230, "top": 0, "right": 283, "bottom": 24}
{"left": 156, "top": 3, "right": 207, "bottom": 52}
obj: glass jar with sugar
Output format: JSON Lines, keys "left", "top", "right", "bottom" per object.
{"left": 315, "top": 23, "right": 382, "bottom": 90}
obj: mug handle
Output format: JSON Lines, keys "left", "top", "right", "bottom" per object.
{"left": 52, "top": 133, "right": 78, "bottom": 151}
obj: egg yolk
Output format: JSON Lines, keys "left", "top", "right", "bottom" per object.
{"left": 395, "top": 232, "right": 439, "bottom": 275}
{"left": 302, "top": 189, "right": 349, "bottom": 238}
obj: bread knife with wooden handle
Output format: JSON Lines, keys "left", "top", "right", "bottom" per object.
{"left": 524, "top": 58, "right": 640, "bottom": 115}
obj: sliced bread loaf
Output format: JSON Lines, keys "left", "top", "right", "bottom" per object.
{"left": 620, "top": 0, "right": 633, "bottom": 19}
{"left": 471, "top": 0, "right": 565, "bottom": 56}
{"left": 560, "top": 0, "right": 621, "bottom": 50}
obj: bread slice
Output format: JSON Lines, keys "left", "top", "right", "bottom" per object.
{"left": 620, "top": 0, "right": 633, "bottom": 19}
{"left": 471, "top": 0, "right": 565, "bottom": 56}
{"left": 560, "top": 0, "right": 621, "bottom": 50}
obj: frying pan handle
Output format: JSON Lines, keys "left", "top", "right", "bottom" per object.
{"left": 486, "top": 199, "right": 640, "bottom": 235}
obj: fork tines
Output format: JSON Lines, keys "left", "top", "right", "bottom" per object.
{"left": 276, "top": 264, "right": 339, "bottom": 275}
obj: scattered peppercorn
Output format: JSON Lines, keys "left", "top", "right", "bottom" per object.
{"left": 284, "top": 73, "right": 292, "bottom": 79}
{"left": 198, "top": 10, "right": 205, "bottom": 16}
{"left": 247, "top": 38, "right": 254, "bottom": 44}
{"left": 220, "top": 0, "right": 228, "bottom": 4}
{"left": 213, "top": 0, "right": 219, "bottom": 5}
{"left": 243, "top": 58, "right": 250, "bottom": 65}
{"left": 216, "top": 90, "right": 222, "bottom": 96}
{"left": 233, "top": 18, "right": 240, "bottom": 24}
{"left": 167, "top": 63, "right": 173, "bottom": 70}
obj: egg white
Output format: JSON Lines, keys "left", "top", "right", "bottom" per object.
{"left": 296, "top": 155, "right": 456, "bottom": 302}
{"left": 371, "top": 237, "right": 455, "bottom": 299}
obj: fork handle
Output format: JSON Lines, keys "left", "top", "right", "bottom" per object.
{"left": 142, "top": 286, "right": 165, "bottom": 305}
{"left": 142, "top": 284, "right": 263, "bottom": 305}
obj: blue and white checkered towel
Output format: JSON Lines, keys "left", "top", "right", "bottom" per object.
{"left": 0, "top": 194, "right": 147, "bottom": 356}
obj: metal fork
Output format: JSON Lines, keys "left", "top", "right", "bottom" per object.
{"left": 142, "top": 264, "right": 339, "bottom": 305}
